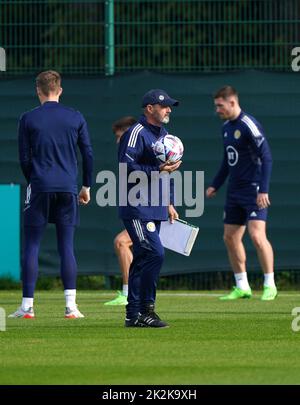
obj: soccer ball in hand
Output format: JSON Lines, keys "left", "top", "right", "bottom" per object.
{"left": 153, "top": 134, "right": 184, "bottom": 164}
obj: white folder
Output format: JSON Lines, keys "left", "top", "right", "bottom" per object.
{"left": 159, "top": 218, "right": 199, "bottom": 256}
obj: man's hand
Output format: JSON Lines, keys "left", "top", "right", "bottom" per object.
{"left": 256, "top": 193, "right": 270, "bottom": 209}
{"left": 78, "top": 186, "right": 90, "bottom": 205}
{"left": 206, "top": 186, "right": 217, "bottom": 198}
{"left": 159, "top": 160, "right": 182, "bottom": 173}
{"left": 168, "top": 204, "right": 179, "bottom": 223}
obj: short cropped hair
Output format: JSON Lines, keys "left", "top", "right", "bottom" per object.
{"left": 213, "top": 86, "right": 238, "bottom": 100}
{"left": 36, "top": 70, "right": 61, "bottom": 96}
{"left": 112, "top": 116, "right": 137, "bottom": 134}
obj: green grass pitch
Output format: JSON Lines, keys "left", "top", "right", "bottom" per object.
{"left": 1, "top": 290, "right": 300, "bottom": 385}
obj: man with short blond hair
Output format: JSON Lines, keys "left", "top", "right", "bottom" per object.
{"left": 35, "top": 70, "right": 61, "bottom": 95}
{"left": 9, "top": 70, "right": 93, "bottom": 319}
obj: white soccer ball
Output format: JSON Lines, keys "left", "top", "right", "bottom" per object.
{"left": 153, "top": 134, "right": 184, "bottom": 164}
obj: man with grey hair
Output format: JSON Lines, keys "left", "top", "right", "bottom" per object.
{"left": 118, "top": 89, "right": 181, "bottom": 328}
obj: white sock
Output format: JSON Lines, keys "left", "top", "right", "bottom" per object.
{"left": 234, "top": 272, "right": 250, "bottom": 291}
{"left": 22, "top": 297, "right": 33, "bottom": 310}
{"left": 122, "top": 284, "right": 128, "bottom": 297}
{"left": 64, "top": 289, "right": 76, "bottom": 309}
{"left": 264, "top": 273, "right": 275, "bottom": 287}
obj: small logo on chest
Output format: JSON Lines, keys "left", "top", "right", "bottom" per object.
{"left": 234, "top": 130, "right": 241, "bottom": 139}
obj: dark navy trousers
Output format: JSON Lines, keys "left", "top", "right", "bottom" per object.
{"left": 22, "top": 190, "right": 79, "bottom": 298}
{"left": 123, "top": 219, "right": 165, "bottom": 320}
{"left": 22, "top": 225, "right": 77, "bottom": 297}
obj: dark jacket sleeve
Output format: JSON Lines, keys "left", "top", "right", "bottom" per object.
{"left": 18, "top": 114, "right": 32, "bottom": 184}
{"left": 246, "top": 128, "right": 272, "bottom": 193}
{"left": 77, "top": 114, "right": 94, "bottom": 187}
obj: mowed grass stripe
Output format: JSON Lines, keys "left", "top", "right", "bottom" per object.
{"left": 0, "top": 291, "right": 300, "bottom": 384}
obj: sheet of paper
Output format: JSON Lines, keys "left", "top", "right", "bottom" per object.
{"left": 159, "top": 219, "right": 199, "bottom": 256}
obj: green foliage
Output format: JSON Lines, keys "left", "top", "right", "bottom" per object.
{"left": 0, "top": 277, "right": 21, "bottom": 290}
{"left": 1, "top": 1, "right": 105, "bottom": 73}
{"left": 35, "top": 275, "right": 106, "bottom": 290}
{"left": 0, "top": 0, "right": 295, "bottom": 74}
{"left": 1, "top": 271, "right": 300, "bottom": 291}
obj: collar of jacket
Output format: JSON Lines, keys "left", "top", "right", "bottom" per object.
{"left": 139, "top": 114, "right": 165, "bottom": 138}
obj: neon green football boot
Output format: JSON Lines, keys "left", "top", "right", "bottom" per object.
{"left": 261, "top": 286, "right": 277, "bottom": 301}
{"left": 219, "top": 286, "right": 252, "bottom": 300}
{"left": 104, "top": 291, "right": 128, "bottom": 306}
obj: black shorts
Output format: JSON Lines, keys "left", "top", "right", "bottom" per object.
{"left": 23, "top": 185, "right": 79, "bottom": 227}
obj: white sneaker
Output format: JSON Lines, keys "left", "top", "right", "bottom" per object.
{"left": 64, "top": 305, "right": 84, "bottom": 319}
{"left": 8, "top": 306, "right": 35, "bottom": 319}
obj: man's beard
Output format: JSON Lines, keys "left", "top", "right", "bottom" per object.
{"left": 162, "top": 115, "right": 170, "bottom": 124}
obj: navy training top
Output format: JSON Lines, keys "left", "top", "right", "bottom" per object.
{"left": 210, "top": 111, "right": 272, "bottom": 193}
{"left": 18, "top": 101, "right": 93, "bottom": 194}
{"left": 118, "top": 114, "right": 175, "bottom": 220}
